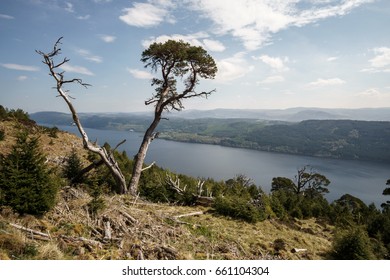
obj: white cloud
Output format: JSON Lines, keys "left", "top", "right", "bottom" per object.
{"left": 77, "top": 15, "right": 90, "bottom": 20}
{"left": 188, "top": 0, "right": 374, "bottom": 50}
{"left": 369, "top": 47, "right": 390, "bottom": 68}
{"left": 295, "top": 0, "right": 375, "bottom": 26}
{"left": 254, "top": 55, "right": 289, "bottom": 72}
{"left": 356, "top": 88, "right": 390, "bottom": 99}
{"left": 60, "top": 64, "right": 94, "bottom": 76}
{"left": 1, "top": 63, "right": 39, "bottom": 71}
{"left": 17, "top": 75, "right": 28, "bottom": 81}
{"left": 142, "top": 32, "right": 208, "bottom": 49}
{"left": 0, "top": 14, "right": 14, "bottom": 19}
{"left": 361, "top": 47, "right": 390, "bottom": 73}
{"left": 142, "top": 32, "right": 226, "bottom": 53}
{"left": 127, "top": 68, "right": 153, "bottom": 79}
{"left": 258, "top": 75, "right": 285, "bottom": 84}
{"left": 215, "top": 53, "right": 254, "bottom": 82}
{"left": 202, "top": 39, "right": 226, "bottom": 52}
{"left": 99, "top": 35, "right": 116, "bottom": 43}
{"left": 119, "top": 2, "right": 172, "bottom": 27}
{"left": 150, "top": 0, "right": 175, "bottom": 7}
{"left": 76, "top": 49, "right": 102, "bottom": 63}
{"left": 327, "top": 56, "right": 339, "bottom": 62}
{"left": 65, "top": 2, "right": 74, "bottom": 13}
{"left": 307, "top": 78, "right": 346, "bottom": 87}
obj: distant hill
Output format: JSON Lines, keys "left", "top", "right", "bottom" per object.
{"left": 161, "top": 119, "right": 390, "bottom": 163}
{"left": 31, "top": 107, "right": 390, "bottom": 123}
{"left": 171, "top": 107, "right": 390, "bottom": 121}
{"left": 30, "top": 110, "right": 390, "bottom": 163}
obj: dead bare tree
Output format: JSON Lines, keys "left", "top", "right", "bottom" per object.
{"left": 165, "top": 173, "right": 214, "bottom": 206}
{"left": 36, "top": 37, "right": 127, "bottom": 194}
{"left": 128, "top": 40, "right": 217, "bottom": 195}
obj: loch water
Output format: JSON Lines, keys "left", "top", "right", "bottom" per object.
{"left": 53, "top": 125, "right": 390, "bottom": 206}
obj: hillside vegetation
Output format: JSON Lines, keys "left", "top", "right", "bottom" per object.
{"left": 2, "top": 107, "right": 390, "bottom": 260}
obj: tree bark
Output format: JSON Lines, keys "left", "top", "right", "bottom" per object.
{"left": 128, "top": 114, "right": 161, "bottom": 195}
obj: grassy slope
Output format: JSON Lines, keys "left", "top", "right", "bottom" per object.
{"left": 0, "top": 120, "right": 333, "bottom": 260}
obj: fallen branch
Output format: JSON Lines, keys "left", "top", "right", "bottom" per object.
{"left": 118, "top": 210, "right": 138, "bottom": 224}
{"left": 173, "top": 211, "right": 203, "bottom": 219}
{"left": 103, "top": 220, "right": 112, "bottom": 240}
{"left": 60, "top": 235, "right": 103, "bottom": 249}
{"left": 9, "top": 223, "right": 51, "bottom": 240}
{"left": 291, "top": 248, "right": 308, "bottom": 253}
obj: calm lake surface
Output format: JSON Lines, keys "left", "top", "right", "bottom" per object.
{"left": 53, "top": 125, "right": 390, "bottom": 206}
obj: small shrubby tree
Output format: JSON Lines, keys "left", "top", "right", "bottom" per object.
{"left": 0, "top": 131, "right": 58, "bottom": 215}
{"left": 331, "top": 227, "right": 375, "bottom": 260}
{"left": 213, "top": 175, "right": 269, "bottom": 223}
{"left": 63, "top": 148, "right": 84, "bottom": 185}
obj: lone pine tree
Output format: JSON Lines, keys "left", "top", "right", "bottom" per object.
{"left": 0, "top": 131, "right": 58, "bottom": 215}
{"left": 128, "top": 40, "right": 217, "bottom": 195}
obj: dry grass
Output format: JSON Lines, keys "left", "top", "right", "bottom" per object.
{"left": 0, "top": 186, "right": 333, "bottom": 260}
{"left": 0, "top": 120, "right": 89, "bottom": 164}
{"left": 0, "top": 119, "right": 334, "bottom": 260}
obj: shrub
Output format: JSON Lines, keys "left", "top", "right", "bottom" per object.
{"left": 0, "top": 131, "right": 58, "bottom": 215}
{"left": 331, "top": 227, "right": 375, "bottom": 260}
{"left": 45, "top": 126, "right": 59, "bottom": 138}
{"left": 270, "top": 194, "right": 287, "bottom": 219}
{"left": 213, "top": 195, "right": 261, "bottom": 223}
{"left": 87, "top": 181, "right": 106, "bottom": 217}
{"left": 63, "top": 148, "right": 84, "bottom": 184}
{"left": 0, "top": 232, "right": 38, "bottom": 259}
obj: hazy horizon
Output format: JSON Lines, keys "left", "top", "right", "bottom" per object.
{"left": 28, "top": 106, "right": 390, "bottom": 114}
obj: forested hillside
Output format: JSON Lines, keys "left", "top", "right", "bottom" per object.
{"left": 163, "top": 119, "right": 390, "bottom": 163}
{"left": 31, "top": 111, "right": 390, "bottom": 163}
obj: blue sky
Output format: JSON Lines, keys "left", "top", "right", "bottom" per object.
{"left": 0, "top": 0, "right": 389, "bottom": 113}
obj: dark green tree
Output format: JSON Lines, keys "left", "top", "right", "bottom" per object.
{"left": 271, "top": 177, "right": 295, "bottom": 193}
{"left": 333, "top": 194, "right": 370, "bottom": 225}
{"left": 0, "top": 105, "right": 7, "bottom": 120}
{"left": 0, "top": 131, "right": 58, "bottom": 215}
{"left": 331, "top": 227, "right": 375, "bottom": 260}
{"left": 382, "top": 179, "right": 390, "bottom": 212}
{"left": 63, "top": 148, "right": 84, "bottom": 185}
{"left": 271, "top": 166, "right": 330, "bottom": 198}
{"left": 129, "top": 40, "right": 218, "bottom": 195}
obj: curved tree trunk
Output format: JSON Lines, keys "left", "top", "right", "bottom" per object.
{"left": 128, "top": 115, "right": 160, "bottom": 195}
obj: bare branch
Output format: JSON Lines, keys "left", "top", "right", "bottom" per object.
{"left": 62, "top": 78, "right": 91, "bottom": 88}
{"left": 166, "top": 173, "right": 186, "bottom": 195}
{"left": 112, "top": 139, "right": 127, "bottom": 152}
{"left": 196, "top": 179, "right": 205, "bottom": 196}
{"left": 53, "top": 57, "right": 70, "bottom": 69}
{"left": 141, "top": 161, "right": 156, "bottom": 172}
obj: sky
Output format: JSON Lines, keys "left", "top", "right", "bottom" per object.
{"left": 0, "top": 0, "right": 389, "bottom": 113}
